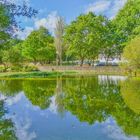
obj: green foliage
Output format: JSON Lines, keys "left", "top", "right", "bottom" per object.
{"left": 64, "top": 13, "right": 100, "bottom": 65}
{"left": 114, "top": 0, "right": 140, "bottom": 49}
{"left": 0, "top": 5, "right": 10, "bottom": 28}
{"left": 2, "top": 42, "right": 23, "bottom": 66}
{"left": 22, "top": 27, "right": 55, "bottom": 64}
{"left": 0, "top": 65, "right": 5, "bottom": 72}
{"left": 1, "top": 0, "right": 140, "bottom": 69}
{"left": 123, "top": 36, "right": 140, "bottom": 70}
{"left": 64, "top": 13, "right": 118, "bottom": 65}
{"left": 0, "top": 5, "right": 11, "bottom": 62}
{"left": 22, "top": 64, "right": 39, "bottom": 72}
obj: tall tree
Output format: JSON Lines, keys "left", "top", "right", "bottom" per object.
{"left": 64, "top": 13, "right": 108, "bottom": 66}
{"left": 101, "top": 20, "right": 121, "bottom": 63}
{"left": 114, "top": 0, "right": 140, "bottom": 51}
{"left": 54, "top": 16, "right": 65, "bottom": 66}
{"left": 2, "top": 41, "right": 23, "bottom": 67}
{"left": 0, "top": 0, "right": 37, "bottom": 33}
{"left": 122, "top": 36, "right": 140, "bottom": 72}
{"left": 0, "top": 0, "right": 37, "bottom": 63}
{"left": 22, "top": 27, "right": 55, "bottom": 64}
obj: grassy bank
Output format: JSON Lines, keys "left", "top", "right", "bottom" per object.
{"left": 0, "top": 71, "right": 78, "bottom": 79}
{"left": 1, "top": 66, "right": 140, "bottom": 79}
{"left": 0, "top": 71, "right": 126, "bottom": 79}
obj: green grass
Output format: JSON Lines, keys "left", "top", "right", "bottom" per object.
{"left": 1, "top": 66, "right": 139, "bottom": 79}
{"left": 0, "top": 71, "right": 78, "bottom": 79}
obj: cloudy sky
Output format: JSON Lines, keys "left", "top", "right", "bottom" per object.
{"left": 15, "top": 0, "right": 127, "bottom": 39}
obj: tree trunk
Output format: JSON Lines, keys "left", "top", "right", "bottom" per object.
{"left": 80, "top": 58, "right": 84, "bottom": 67}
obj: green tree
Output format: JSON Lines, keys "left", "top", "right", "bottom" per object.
{"left": 0, "top": 1, "right": 37, "bottom": 64}
{"left": 0, "top": 1, "right": 37, "bottom": 46}
{"left": 22, "top": 27, "right": 55, "bottom": 64}
{"left": 64, "top": 13, "right": 109, "bottom": 66}
{"left": 114, "top": 0, "right": 140, "bottom": 50}
{"left": 54, "top": 16, "right": 65, "bottom": 66}
{"left": 0, "top": 5, "right": 11, "bottom": 63}
{"left": 123, "top": 36, "right": 140, "bottom": 72}
{"left": 101, "top": 20, "right": 121, "bottom": 63}
{"left": 2, "top": 41, "right": 23, "bottom": 68}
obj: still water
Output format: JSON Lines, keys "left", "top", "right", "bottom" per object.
{"left": 0, "top": 75, "right": 140, "bottom": 140}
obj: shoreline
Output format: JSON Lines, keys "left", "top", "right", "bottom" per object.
{"left": 0, "top": 66, "right": 138, "bottom": 79}
{"left": 0, "top": 68, "right": 127, "bottom": 79}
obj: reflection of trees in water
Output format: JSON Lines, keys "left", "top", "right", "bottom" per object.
{"left": 120, "top": 78, "right": 140, "bottom": 137}
{"left": 62, "top": 76, "right": 140, "bottom": 138}
{"left": 23, "top": 80, "right": 56, "bottom": 110}
{"left": 0, "top": 80, "right": 22, "bottom": 96}
{"left": 62, "top": 77, "right": 122, "bottom": 124}
{"left": 0, "top": 79, "right": 56, "bottom": 110}
{"left": 121, "top": 78, "right": 140, "bottom": 114}
{"left": 0, "top": 101, "right": 17, "bottom": 140}
{"left": 55, "top": 76, "right": 65, "bottom": 116}
{"left": 0, "top": 77, "right": 140, "bottom": 138}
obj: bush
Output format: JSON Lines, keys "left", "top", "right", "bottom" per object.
{"left": 10, "top": 65, "right": 23, "bottom": 72}
{"left": 0, "top": 65, "right": 5, "bottom": 72}
{"left": 22, "top": 64, "right": 39, "bottom": 72}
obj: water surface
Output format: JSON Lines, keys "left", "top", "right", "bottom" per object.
{"left": 0, "top": 75, "right": 140, "bottom": 140}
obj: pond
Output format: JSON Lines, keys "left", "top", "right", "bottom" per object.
{"left": 0, "top": 75, "right": 140, "bottom": 140}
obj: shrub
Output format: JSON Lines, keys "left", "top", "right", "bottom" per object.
{"left": 22, "top": 64, "right": 39, "bottom": 72}
{"left": 0, "top": 65, "right": 5, "bottom": 72}
{"left": 11, "top": 65, "right": 23, "bottom": 72}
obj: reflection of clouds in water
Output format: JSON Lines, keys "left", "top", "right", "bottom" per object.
{"left": 101, "top": 118, "right": 139, "bottom": 140}
{"left": 2, "top": 93, "right": 37, "bottom": 140}
{"left": 12, "top": 115, "right": 37, "bottom": 140}
{"left": 98, "top": 75, "right": 127, "bottom": 84}
{"left": 25, "top": 103, "right": 40, "bottom": 111}
{"left": 0, "top": 93, "right": 24, "bottom": 105}
{"left": 6, "top": 93, "right": 23, "bottom": 106}
{"left": 49, "top": 96, "right": 57, "bottom": 114}
{"left": 0, "top": 94, "right": 6, "bottom": 100}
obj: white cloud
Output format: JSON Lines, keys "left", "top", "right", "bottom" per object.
{"left": 16, "top": 11, "right": 58, "bottom": 39}
{"left": 85, "top": 0, "right": 111, "bottom": 14}
{"left": 35, "top": 11, "right": 58, "bottom": 33}
{"left": 10, "top": 0, "right": 30, "bottom": 4}
{"left": 85, "top": 0, "right": 127, "bottom": 19}
{"left": 17, "top": 27, "right": 34, "bottom": 40}
{"left": 101, "top": 118, "right": 139, "bottom": 140}
{"left": 110, "top": 0, "right": 127, "bottom": 19}
{"left": 35, "top": 18, "right": 47, "bottom": 29}
{"left": 13, "top": 117, "right": 37, "bottom": 140}
{"left": 6, "top": 93, "right": 24, "bottom": 106}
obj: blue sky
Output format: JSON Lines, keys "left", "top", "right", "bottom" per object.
{"left": 14, "top": 0, "right": 127, "bottom": 39}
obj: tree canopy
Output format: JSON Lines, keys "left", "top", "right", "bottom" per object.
{"left": 123, "top": 36, "right": 140, "bottom": 70}
{"left": 22, "top": 27, "right": 55, "bottom": 64}
{"left": 114, "top": 0, "right": 140, "bottom": 49}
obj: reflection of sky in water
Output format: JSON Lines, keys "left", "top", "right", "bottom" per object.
{"left": 98, "top": 75, "right": 127, "bottom": 84}
{"left": 0, "top": 76, "right": 139, "bottom": 140}
{"left": 4, "top": 96, "right": 138, "bottom": 139}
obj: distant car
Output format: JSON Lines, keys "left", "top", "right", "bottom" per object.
{"left": 96, "top": 62, "right": 106, "bottom": 66}
{"left": 112, "top": 62, "right": 119, "bottom": 66}
{"left": 95, "top": 61, "right": 119, "bottom": 66}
